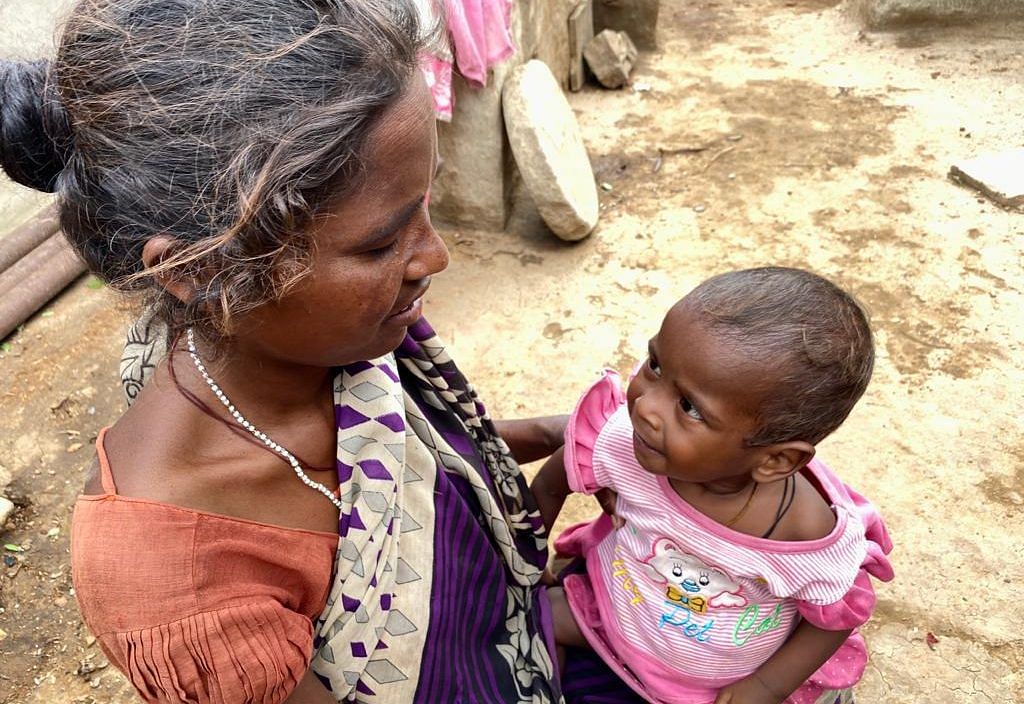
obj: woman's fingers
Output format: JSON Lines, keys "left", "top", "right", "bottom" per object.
{"left": 595, "top": 488, "right": 624, "bottom": 529}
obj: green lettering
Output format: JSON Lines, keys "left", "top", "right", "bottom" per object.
{"left": 732, "top": 604, "right": 759, "bottom": 647}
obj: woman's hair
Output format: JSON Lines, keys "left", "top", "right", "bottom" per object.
{"left": 0, "top": 0, "right": 435, "bottom": 341}
{"left": 686, "top": 267, "right": 875, "bottom": 446}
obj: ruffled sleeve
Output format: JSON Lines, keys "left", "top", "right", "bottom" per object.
{"left": 563, "top": 370, "right": 626, "bottom": 494}
{"left": 101, "top": 601, "right": 314, "bottom": 704}
{"left": 795, "top": 481, "right": 895, "bottom": 631}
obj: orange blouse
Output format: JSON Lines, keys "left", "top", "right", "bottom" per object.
{"left": 71, "top": 428, "right": 339, "bottom": 703}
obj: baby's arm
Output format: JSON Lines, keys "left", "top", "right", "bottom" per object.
{"left": 714, "top": 622, "right": 853, "bottom": 704}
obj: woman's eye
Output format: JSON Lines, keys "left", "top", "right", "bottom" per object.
{"left": 367, "top": 238, "right": 399, "bottom": 258}
{"left": 680, "top": 397, "right": 704, "bottom": 422}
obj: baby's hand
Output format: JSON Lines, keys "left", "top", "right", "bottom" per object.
{"left": 714, "top": 674, "right": 784, "bottom": 704}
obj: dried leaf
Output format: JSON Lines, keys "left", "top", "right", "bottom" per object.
{"left": 926, "top": 632, "right": 939, "bottom": 650}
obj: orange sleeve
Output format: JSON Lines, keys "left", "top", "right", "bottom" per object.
{"left": 72, "top": 494, "right": 334, "bottom": 704}
{"left": 101, "top": 601, "right": 314, "bottom": 704}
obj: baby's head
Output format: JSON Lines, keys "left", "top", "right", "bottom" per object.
{"left": 627, "top": 267, "right": 873, "bottom": 485}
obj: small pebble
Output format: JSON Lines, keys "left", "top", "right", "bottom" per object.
{"left": 600, "top": 182, "right": 614, "bottom": 192}
{"left": 66, "top": 443, "right": 84, "bottom": 454}
{"left": 693, "top": 205, "right": 707, "bottom": 213}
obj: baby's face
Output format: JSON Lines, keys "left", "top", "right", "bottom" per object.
{"left": 626, "top": 301, "right": 773, "bottom": 487}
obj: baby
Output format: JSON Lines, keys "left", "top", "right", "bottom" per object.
{"left": 532, "top": 267, "right": 893, "bottom": 704}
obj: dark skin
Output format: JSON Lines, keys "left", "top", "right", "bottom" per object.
{"left": 83, "top": 77, "right": 565, "bottom": 704}
{"left": 531, "top": 299, "right": 850, "bottom": 704}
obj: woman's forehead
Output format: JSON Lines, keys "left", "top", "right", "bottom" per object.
{"left": 320, "top": 78, "right": 435, "bottom": 235}
{"left": 367, "top": 76, "right": 435, "bottom": 160}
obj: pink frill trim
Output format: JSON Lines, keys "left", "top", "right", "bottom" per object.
{"left": 563, "top": 370, "right": 625, "bottom": 495}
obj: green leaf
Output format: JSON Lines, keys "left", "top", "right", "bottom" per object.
{"left": 0, "top": 343, "right": 10, "bottom": 353}
{"left": 85, "top": 276, "right": 105, "bottom": 290}
{"left": 3, "top": 544, "right": 24, "bottom": 552}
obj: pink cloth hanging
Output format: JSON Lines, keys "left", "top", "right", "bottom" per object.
{"left": 445, "top": 0, "right": 515, "bottom": 88}
{"left": 416, "top": 0, "right": 516, "bottom": 121}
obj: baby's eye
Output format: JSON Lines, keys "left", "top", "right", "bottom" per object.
{"left": 671, "top": 564, "right": 683, "bottom": 577}
{"left": 647, "top": 356, "right": 661, "bottom": 376}
{"left": 680, "top": 397, "right": 704, "bottom": 421}
{"left": 699, "top": 573, "right": 710, "bottom": 586}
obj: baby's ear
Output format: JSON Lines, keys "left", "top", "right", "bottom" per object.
{"left": 751, "top": 441, "right": 815, "bottom": 484}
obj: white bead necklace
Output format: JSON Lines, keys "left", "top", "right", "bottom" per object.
{"left": 186, "top": 328, "right": 344, "bottom": 512}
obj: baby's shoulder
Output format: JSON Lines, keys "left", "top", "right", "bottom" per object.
{"left": 772, "top": 472, "right": 837, "bottom": 542}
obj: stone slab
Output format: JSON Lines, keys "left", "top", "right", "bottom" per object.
{"left": 849, "top": 0, "right": 1024, "bottom": 27}
{"left": 583, "top": 29, "right": 638, "bottom": 89}
{"left": 949, "top": 148, "right": 1024, "bottom": 209}
{"left": 568, "top": 0, "right": 594, "bottom": 92}
{"left": 503, "top": 60, "right": 599, "bottom": 241}
{"left": 593, "top": 0, "right": 659, "bottom": 50}
{"left": 0, "top": 496, "right": 14, "bottom": 530}
{"left": 430, "top": 0, "right": 575, "bottom": 231}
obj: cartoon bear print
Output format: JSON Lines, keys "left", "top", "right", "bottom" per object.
{"left": 641, "top": 538, "right": 747, "bottom": 614}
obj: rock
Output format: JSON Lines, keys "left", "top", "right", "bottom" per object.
{"left": 849, "top": 0, "right": 1024, "bottom": 27}
{"left": 568, "top": 0, "right": 594, "bottom": 92}
{"left": 503, "top": 60, "right": 600, "bottom": 241}
{"left": 593, "top": 0, "right": 660, "bottom": 50}
{"left": 0, "top": 496, "right": 14, "bottom": 529}
{"left": 949, "top": 148, "right": 1024, "bottom": 209}
{"left": 583, "top": 29, "right": 638, "bottom": 89}
{"left": 432, "top": 64, "right": 516, "bottom": 232}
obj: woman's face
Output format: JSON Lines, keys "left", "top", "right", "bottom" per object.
{"left": 231, "top": 77, "right": 449, "bottom": 367}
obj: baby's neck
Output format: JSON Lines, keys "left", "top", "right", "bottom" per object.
{"left": 668, "top": 475, "right": 785, "bottom": 538}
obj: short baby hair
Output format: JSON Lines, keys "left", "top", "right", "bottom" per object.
{"left": 686, "top": 267, "right": 874, "bottom": 446}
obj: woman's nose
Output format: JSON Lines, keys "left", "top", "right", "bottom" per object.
{"left": 407, "top": 219, "right": 449, "bottom": 281}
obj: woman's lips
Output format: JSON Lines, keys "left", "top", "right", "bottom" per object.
{"left": 387, "top": 294, "right": 424, "bottom": 325}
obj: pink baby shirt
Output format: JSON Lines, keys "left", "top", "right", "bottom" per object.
{"left": 554, "top": 372, "right": 894, "bottom": 704}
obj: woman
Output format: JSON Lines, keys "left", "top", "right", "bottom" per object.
{"left": 0, "top": 1, "right": 641, "bottom": 702}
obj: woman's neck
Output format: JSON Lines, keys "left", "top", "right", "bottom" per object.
{"left": 181, "top": 336, "right": 336, "bottom": 423}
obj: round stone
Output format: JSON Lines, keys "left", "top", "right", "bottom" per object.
{"left": 503, "top": 60, "right": 599, "bottom": 241}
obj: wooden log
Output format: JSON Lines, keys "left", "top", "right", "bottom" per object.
{"left": 0, "top": 203, "right": 60, "bottom": 274}
{"left": 0, "top": 232, "right": 87, "bottom": 340}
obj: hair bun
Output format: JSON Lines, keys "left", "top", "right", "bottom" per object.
{"left": 0, "top": 60, "right": 72, "bottom": 193}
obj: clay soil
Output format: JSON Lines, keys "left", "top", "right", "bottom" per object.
{"left": 1, "top": 1, "right": 1022, "bottom": 702}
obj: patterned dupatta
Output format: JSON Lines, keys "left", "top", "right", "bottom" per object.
{"left": 312, "top": 319, "right": 557, "bottom": 702}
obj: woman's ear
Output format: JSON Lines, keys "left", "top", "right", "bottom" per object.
{"left": 141, "top": 236, "right": 197, "bottom": 305}
{"left": 751, "top": 441, "right": 815, "bottom": 484}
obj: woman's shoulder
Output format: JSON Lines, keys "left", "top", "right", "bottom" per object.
{"left": 73, "top": 425, "right": 338, "bottom": 636}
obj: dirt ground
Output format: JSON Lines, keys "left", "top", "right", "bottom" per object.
{"left": 1, "top": 1, "right": 1022, "bottom": 702}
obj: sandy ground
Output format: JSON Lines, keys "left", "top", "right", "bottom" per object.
{"left": 1, "top": 1, "right": 1022, "bottom": 702}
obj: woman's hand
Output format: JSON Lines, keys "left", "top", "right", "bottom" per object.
{"left": 494, "top": 415, "right": 569, "bottom": 464}
{"left": 594, "top": 488, "right": 624, "bottom": 529}
{"left": 713, "top": 674, "right": 784, "bottom": 704}
{"left": 283, "top": 669, "right": 338, "bottom": 703}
